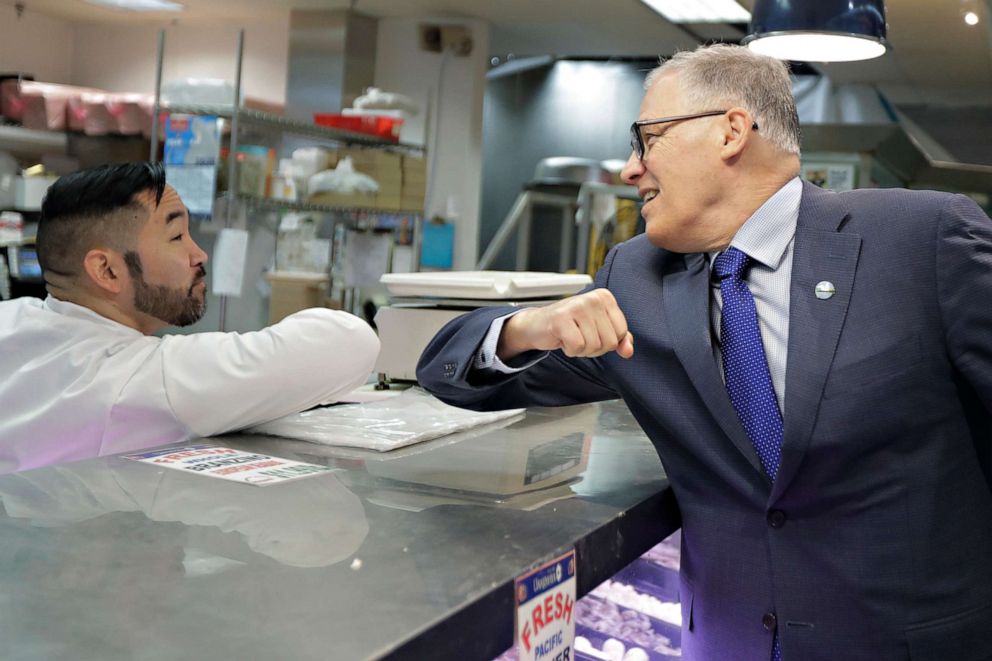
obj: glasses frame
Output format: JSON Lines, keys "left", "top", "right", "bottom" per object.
{"left": 629, "top": 110, "right": 759, "bottom": 160}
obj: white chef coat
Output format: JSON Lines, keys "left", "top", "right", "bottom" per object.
{"left": 0, "top": 295, "right": 380, "bottom": 474}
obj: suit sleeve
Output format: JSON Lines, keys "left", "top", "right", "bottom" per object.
{"left": 415, "top": 249, "right": 623, "bottom": 411}
{"left": 936, "top": 194, "right": 992, "bottom": 414}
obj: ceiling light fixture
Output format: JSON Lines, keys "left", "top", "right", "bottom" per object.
{"left": 82, "top": 0, "right": 183, "bottom": 12}
{"left": 743, "top": 0, "right": 889, "bottom": 63}
{"left": 964, "top": 11, "right": 980, "bottom": 25}
{"left": 638, "top": 0, "right": 750, "bottom": 24}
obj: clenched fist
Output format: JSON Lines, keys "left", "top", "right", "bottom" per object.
{"left": 497, "top": 288, "right": 634, "bottom": 361}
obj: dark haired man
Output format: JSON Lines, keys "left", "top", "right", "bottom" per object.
{"left": 0, "top": 162, "right": 379, "bottom": 474}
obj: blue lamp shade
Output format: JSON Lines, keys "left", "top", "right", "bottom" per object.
{"left": 743, "top": 0, "right": 890, "bottom": 63}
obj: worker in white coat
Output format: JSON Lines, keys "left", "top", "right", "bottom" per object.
{"left": 0, "top": 161, "right": 380, "bottom": 474}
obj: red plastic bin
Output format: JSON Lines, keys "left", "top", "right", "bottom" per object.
{"left": 313, "top": 113, "right": 403, "bottom": 142}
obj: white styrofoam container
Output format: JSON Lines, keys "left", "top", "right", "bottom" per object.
{"left": 380, "top": 270, "right": 592, "bottom": 300}
{"left": 14, "top": 175, "right": 58, "bottom": 211}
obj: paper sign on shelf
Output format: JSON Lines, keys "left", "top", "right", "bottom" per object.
{"left": 344, "top": 229, "right": 392, "bottom": 287}
{"left": 212, "top": 227, "right": 250, "bottom": 297}
{"left": 164, "top": 113, "right": 222, "bottom": 216}
{"left": 515, "top": 549, "right": 577, "bottom": 661}
{"left": 123, "top": 444, "right": 332, "bottom": 486}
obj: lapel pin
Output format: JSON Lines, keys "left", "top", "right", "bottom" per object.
{"left": 814, "top": 281, "right": 836, "bottom": 300}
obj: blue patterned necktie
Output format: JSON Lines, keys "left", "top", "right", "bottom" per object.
{"left": 713, "top": 246, "right": 784, "bottom": 661}
{"left": 714, "top": 246, "right": 783, "bottom": 479}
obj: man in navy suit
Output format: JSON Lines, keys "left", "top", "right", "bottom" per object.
{"left": 417, "top": 44, "right": 992, "bottom": 660}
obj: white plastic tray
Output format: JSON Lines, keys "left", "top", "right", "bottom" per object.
{"left": 380, "top": 271, "right": 592, "bottom": 300}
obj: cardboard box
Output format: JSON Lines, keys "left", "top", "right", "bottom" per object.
{"left": 310, "top": 190, "right": 378, "bottom": 209}
{"left": 374, "top": 165, "right": 403, "bottom": 182}
{"left": 402, "top": 172, "right": 427, "bottom": 187}
{"left": 378, "top": 151, "right": 403, "bottom": 169}
{"left": 337, "top": 148, "right": 400, "bottom": 168}
{"left": 400, "top": 180, "right": 426, "bottom": 211}
{"left": 331, "top": 149, "right": 372, "bottom": 175}
{"left": 401, "top": 180, "right": 426, "bottom": 196}
{"left": 373, "top": 161, "right": 403, "bottom": 185}
{"left": 402, "top": 155, "right": 427, "bottom": 174}
{"left": 376, "top": 193, "right": 403, "bottom": 211}
{"left": 264, "top": 271, "right": 329, "bottom": 325}
{"left": 400, "top": 196, "right": 425, "bottom": 212}
{"left": 376, "top": 178, "right": 402, "bottom": 198}
{"left": 402, "top": 159, "right": 426, "bottom": 184}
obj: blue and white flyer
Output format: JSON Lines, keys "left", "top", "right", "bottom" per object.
{"left": 123, "top": 444, "right": 332, "bottom": 486}
{"left": 163, "top": 113, "right": 222, "bottom": 216}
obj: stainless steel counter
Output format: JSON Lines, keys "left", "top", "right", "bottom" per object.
{"left": 0, "top": 400, "right": 679, "bottom": 661}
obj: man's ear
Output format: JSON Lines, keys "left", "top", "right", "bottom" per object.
{"left": 719, "top": 107, "right": 755, "bottom": 161}
{"left": 81, "top": 248, "right": 126, "bottom": 295}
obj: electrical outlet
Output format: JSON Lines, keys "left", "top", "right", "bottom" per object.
{"left": 419, "top": 24, "right": 442, "bottom": 52}
{"left": 419, "top": 23, "right": 472, "bottom": 55}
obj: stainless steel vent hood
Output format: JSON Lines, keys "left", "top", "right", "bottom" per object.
{"left": 794, "top": 76, "right": 992, "bottom": 194}
{"left": 284, "top": 9, "right": 377, "bottom": 124}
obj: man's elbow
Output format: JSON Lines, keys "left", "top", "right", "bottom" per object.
{"left": 313, "top": 311, "right": 380, "bottom": 386}
{"left": 353, "top": 318, "right": 381, "bottom": 377}
{"left": 317, "top": 317, "right": 380, "bottom": 401}
{"left": 414, "top": 340, "right": 447, "bottom": 391}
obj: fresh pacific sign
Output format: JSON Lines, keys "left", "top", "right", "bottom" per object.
{"left": 515, "top": 550, "right": 576, "bottom": 661}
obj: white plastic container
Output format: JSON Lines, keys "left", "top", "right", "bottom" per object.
{"left": 380, "top": 270, "right": 592, "bottom": 300}
{"left": 14, "top": 175, "right": 58, "bottom": 211}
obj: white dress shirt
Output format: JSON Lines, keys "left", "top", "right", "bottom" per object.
{"left": 0, "top": 296, "right": 380, "bottom": 474}
{"left": 475, "top": 177, "right": 802, "bottom": 412}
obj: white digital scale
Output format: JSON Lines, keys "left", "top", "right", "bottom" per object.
{"left": 373, "top": 271, "right": 592, "bottom": 387}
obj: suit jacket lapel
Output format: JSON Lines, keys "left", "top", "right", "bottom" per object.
{"left": 771, "top": 182, "right": 862, "bottom": 502}
{"left": 663, "top": 253, "right": 765, "bottom": 477}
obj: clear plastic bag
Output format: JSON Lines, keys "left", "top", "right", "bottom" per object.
{"left": 352, "top": 86, "right": 420, "bottom": 116}
{"left": 307, "top": 156, "right": 379, "bottom": 195}
{"left": 247, "top": 388, "right": 525, "bottom": 451}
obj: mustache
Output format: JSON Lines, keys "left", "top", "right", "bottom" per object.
{"left": 189, "top": 266, "right": 207, "bottom": 295}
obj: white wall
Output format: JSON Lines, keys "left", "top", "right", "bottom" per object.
{"left": 374, "top": 17, "right": 490, "bottom": 270}
{"left": 0, "top": 5, "right": 74, "bottom": 84}
{"left": 71, "top": 19, "right": 290, "bottom": 105}
{"left": 0, "top": 11, "right": 290, "bottom": 106}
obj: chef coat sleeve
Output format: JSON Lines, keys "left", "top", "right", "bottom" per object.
{"left": 157, "top": 308, "right": 379, "bottom": 436}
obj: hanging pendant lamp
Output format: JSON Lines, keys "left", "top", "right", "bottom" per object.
{"left": 743, "top": 0, "right": 890, "bottom": 63}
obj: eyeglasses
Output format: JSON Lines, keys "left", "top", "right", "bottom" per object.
{"left": 629, "top": 110, "right": 759, "bottom": 160}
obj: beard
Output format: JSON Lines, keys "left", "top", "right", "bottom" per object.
{"left": 124, "top": 252, "right": 207, "bottom": 327}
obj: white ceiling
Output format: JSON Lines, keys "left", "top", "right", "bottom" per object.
{"left": 5, "top": 0, "right": 992, "bottom": 105}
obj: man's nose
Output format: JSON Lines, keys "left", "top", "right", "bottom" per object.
{"left": 620, "top": 151, "right": 643, "bottom": 186}
{"left": 190, "top": 240, "right": 208, "bottom": 266}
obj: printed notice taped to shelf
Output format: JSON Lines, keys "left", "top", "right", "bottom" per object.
{"left": 515, "top": 549, "right": 576, "bottom": 661}
{"left": 123, "top": 443, "right": 333, "bottom": 486}
{"left": 211, "top": 227, "right": 249, "bottom": 296}
{"left": 344, "top": 229, "right": 391, "bottom": 287}
{"left": 164, "top": 114, "right": 222, "bottom": 216}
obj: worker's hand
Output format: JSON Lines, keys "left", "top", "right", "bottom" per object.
{"left": 497, "top": 289, "right": 634, "bottom": 361}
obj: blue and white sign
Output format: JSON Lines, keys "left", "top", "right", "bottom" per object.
{"left": 124, "top": 444, "right": 332, "bottom": 486}
{"left": 515, "top": 550, "right": 576, "bottom": 661}
{"left": 164, "top": 113, "right": 222, "bottom": 216}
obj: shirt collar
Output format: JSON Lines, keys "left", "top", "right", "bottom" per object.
{"left": 709, "top": 176, "right": 802, "bottom": 271}
{"left": 44, "top": 295, "right": 143, "bottom": 337}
